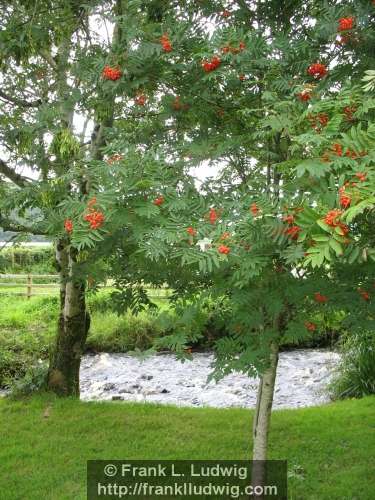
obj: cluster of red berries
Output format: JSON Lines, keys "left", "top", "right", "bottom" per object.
{"left": 307, "top": 63, "right": 327, "bottom": 79}
{"left": 209, "top": 208, "right": 219, "bottom": 224}
{"left": 297, "top": 91, "right": 312, "bottom": 102}
{"left": 135, "top": 94, "right": 147, "bottom": 106}
{"left": 322, "top": 142, "right": 343, "bottom": 162}
{"left": 355, "top": 172, "right": 367, "bottom": 182}
{"left": 221, "top": 9, "right": 231, "bottom": 18}
{"left": 323, "top": 210, "right": 349, "bottom": 235}
{"left": 285, "top": 225, "right": 301, "bottom": 240}
{"left": 339, "top": 182, "right": 353, "bottom": 209}
{"left": 358, "top": 288, "right": 370, "bottom": 301}
{"left": 283, "top": 214, "right": 295, "bottom": 224}
{"left": 336, "top": 34, "right": 352, "bottom": 46}
{"left": 64, "top": 219, "right": 73, "bottom": 234}
{"left": 84, "top": 198, "right": 105, "bottom": 229}
{"left": 305, "top": 321, "right": 317, "bottom": 331}
{"left": 338, "top": 17, "right": 355, "bottom": 32}
{"left": 328, "top": 143, "right": 366, "bottom": 160}
{"left": 160, "top": 33, "right": 172, "bottom": 52}
{"left": 218, "top": 244, "right": 230, "bottom": 254}
{"left": 102, "top": 65, "right": 122, "bottom": 81}
{"left": 202, "top": 56, "right": 221, "bottom": 72}
{"left": 172, "top": 96, "right": 189, "bottom": 111}
{"left": 324, "top": 209, "right": 342, "bottom": 226}
{"left": 84, "top": 210, "right": 105, "bottom": 230}
{"left": 343, "top": 105, "right": 356, "bottom": 121}
{"left": 332, "top": 143, "right": 343, "bottom": 156}
{"left": 107, "top": 153, "right": 123, "bottom": 164}
{"left": 187, "top": 226, "right": 197, "bottom": 236}
{"left": 339, "top": 189, "right": 351, "bottom": 209}
{"left": 308, "top": 112, "right": 329, "bottom": 132}
{"left": 221, "top": 41, "right": 246, "bottom": 54}
{"left": 250, "top": 203, "right": 259, "bottom": 216}
{"left": 336, "top": 17, "right": 355, "bottom": 45}
{"left": 314, "top": 292, "right": 328, "bottom": 303}
{"left": 153, "top": 196, "right": 165, "bottom": 206}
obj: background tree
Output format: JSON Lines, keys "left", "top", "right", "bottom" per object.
{"left": 0, "top": 0, "right": 192, "bottom": 395}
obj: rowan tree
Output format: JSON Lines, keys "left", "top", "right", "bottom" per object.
{"left": 0, "top": 0, "right": 194, "bottom": 395}
{"left": 104, "top": 0, "right": 375, "bottom": 479}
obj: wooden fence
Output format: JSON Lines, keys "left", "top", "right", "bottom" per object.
{"left": 0, "top": 274, "right": 171, "bottom": 300}
{"left": 0, "top": 274, "right": 60, "bottom": 298}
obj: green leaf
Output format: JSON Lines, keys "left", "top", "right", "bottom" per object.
{"left": 329, "top": 239, "right": 343, "bottom": 256}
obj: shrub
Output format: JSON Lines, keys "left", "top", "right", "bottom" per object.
{"left": 328, "top": 332, "right": 375, "bottom": 400}
{"left": 0, "top": 246, "right": 55, "bottom": 274}
{"left": 8, "top": 361, "right": 49, "bottom": 398}
{"left": 87, "top": 310, "right": 165, "bottom": 352}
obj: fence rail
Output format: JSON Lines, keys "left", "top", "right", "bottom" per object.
{"left": 0, "top": 274, "right": 171, "bottom": 300}
{"left": 0, "top": 273, "right": 59, "bottom": 298}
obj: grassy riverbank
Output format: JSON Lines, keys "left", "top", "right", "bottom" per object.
{"left": 0, "top": 395, "right": 374, "bottom": 499}
{"left": 0, "top": 293, "right": 171, "bottom": 387}
{"left": 0, "top": 291, "right": 338, "bottom": 388}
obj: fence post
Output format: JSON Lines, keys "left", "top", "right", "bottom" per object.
{"left": 27, "top": 274, "right": 32, "bottom": 299}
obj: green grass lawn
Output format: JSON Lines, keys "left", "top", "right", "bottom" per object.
{"left": 0, "top": 395, "right": 374, "bottom": 499}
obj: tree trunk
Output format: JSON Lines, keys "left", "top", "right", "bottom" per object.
{"left": 47, "top": 240, "right": 90, "bottom": 396}
{"left": 251, "top": 342, "right": 279, "bottom": 495}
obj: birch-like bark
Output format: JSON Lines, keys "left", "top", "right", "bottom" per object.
{"left": 251, "top": 342, "right": 279, "bottom": 496}
{"left": 48, "top": 242, "right": 90, "bottom": 395}
{"left": 47, "top": 3, "right": 122, "bottom": 396}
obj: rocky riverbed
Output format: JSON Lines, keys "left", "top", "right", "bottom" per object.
{"left": 80, "top": 349, "right": 340, "bottom": 409}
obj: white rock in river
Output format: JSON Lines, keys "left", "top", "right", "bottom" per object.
{"left": 79, "top": 349, "right": 340, "bottom": 409}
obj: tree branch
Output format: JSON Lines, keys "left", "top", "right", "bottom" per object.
{"left": 0, "top": 89, "right": 42, "bottom": 108}
{"left": 0, "top": 159, "right": 30, "bottom": 187}
{"left": 0, "top": 215, "right": 46, "bottom": 236}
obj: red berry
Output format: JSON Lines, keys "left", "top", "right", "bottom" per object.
{"left": 355, "top": 172, "right": 367, "bottom": 182}
{"left": 107, "top": 154, "right": 123, "bottom": 164}
{"left": 340, "top": 193, "right": 351, "bottom": 209}
{"left": 135, "top": 94, "right": 147, "bottom": 106}
{"left": 297, "top": 91, "right": 311, "bottom": 102}
{"left": 218, "top": 244, "right": 230, "bottom": 255}
{"left": 314, "top": 292, "right": 328, "bottom": 303}
{"left": 358, "top": 288, "right": 370, "bottom": 301}
{"left": 84, "top": 210, "right": 105, "bottom": 230}
{"left": 64, "top": 219, "right": 73, "bottom": 233}
{"left": 305, "top": 321, "right": 317, "bottom": 331}
{"left": 173, "top": 96, "right": 183, "bottom": 111}
{"left": 338, "top": 17, "right": 355, "bottom": 32}
{"left": 250, "top": 203, "right": 259, "bottom": 216}
{"left": 153, "top": 196, "right": 165, "bottom": 206}
{"left": 160, "top": 33, "right": 172, "bottom": 52}
{"left": 283, "top": 214, "right": 295, "bottom": 225}
{"left": 284, "top": 225, "right": 301, "bottom": 240}
{"left": 332, "top": 143, "right": 343, "bottom": 156}
{"left": 202, "top": 56, "right": 221, "bottom": 72}
{"left": 307, "top": 63, "right": 327, "bottom": 79}
{"left": 209, "top": 208, "right": 218, "bottom": 224}
{"left": 324, "top": 210, "right": 342, "bottom": 227}
{"left": 187, "top": 226, "right": 197, "bottom": 236}
{"left": 87, "top": 197, "right": 97, "bottom": 208}
{"left": 102, "top": 65, "right": 122, "bottom": 81}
